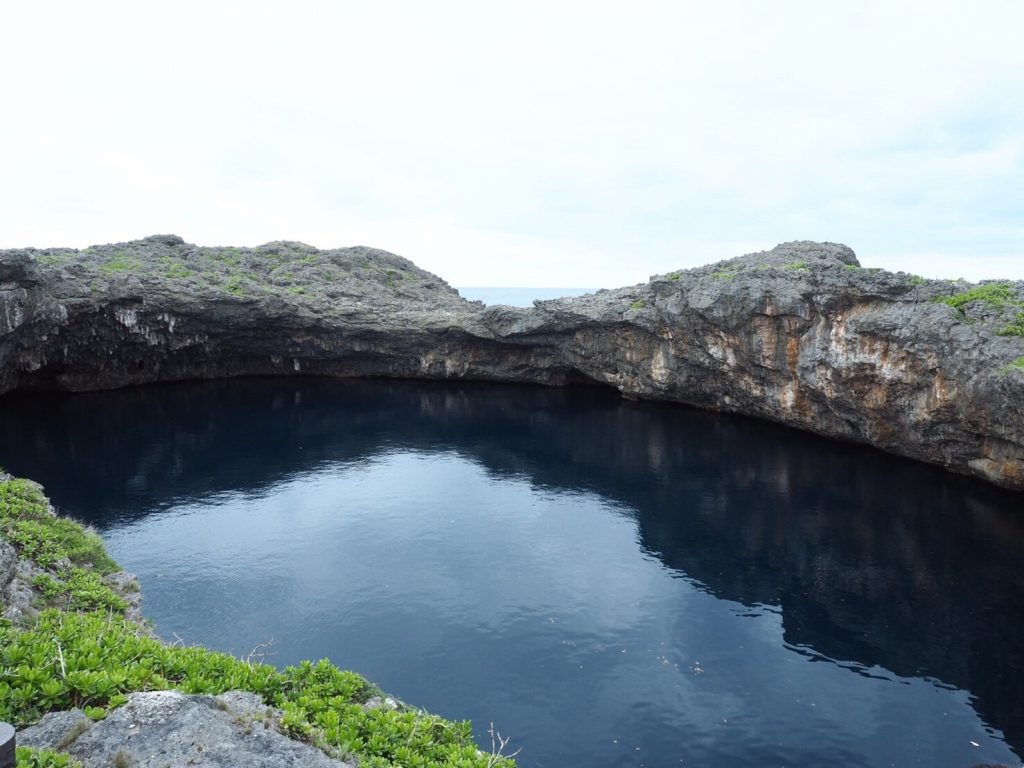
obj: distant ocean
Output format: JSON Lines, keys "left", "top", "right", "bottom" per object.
{"left": 456, "top": 287, "right": 598, "bottom": 307}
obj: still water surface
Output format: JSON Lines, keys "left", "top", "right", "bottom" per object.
{"left": 1, "top": 378, "right": 1022, "bottom": 768}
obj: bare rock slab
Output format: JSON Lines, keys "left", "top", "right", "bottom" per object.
{"left": 19, "top": 690, "right": 354, "bottom": 768}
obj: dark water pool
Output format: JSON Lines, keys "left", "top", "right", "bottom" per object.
{"left": 1, "top": 378, "right": 1022, "bottom": 768}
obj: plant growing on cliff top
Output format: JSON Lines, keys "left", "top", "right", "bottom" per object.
{"left": 0, "top": 479, "right": 118, "bottom": 573}
{"left": 936, "top": 282, "right": 1016, "bottom": 312}
{"left": 162, "top": 260, "right": 193, "bottom": 279}
{"left": 997, "top": 310, "right": 1024, "bottom": 337}
{"left": 98, "top": 252, "right": 141, "bottom": 275}
{"left": 225, "top": 275, "right": 245, "bottom": 296}
{"left": 936, "top": 282, "right": 1024, "bottom": 336}
{"left": 0, "top": 612, "right": 515, "bottom": 767}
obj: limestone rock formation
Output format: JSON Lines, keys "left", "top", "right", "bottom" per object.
{"left": 17, "top": 690, "right": 355, "bottom": 768}
{"left": 1, "top": 236, "right": 1022, "bottom": 490}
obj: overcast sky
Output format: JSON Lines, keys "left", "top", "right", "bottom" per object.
{"left": 2, "top": 1, "right": 1022, "bottom": 287}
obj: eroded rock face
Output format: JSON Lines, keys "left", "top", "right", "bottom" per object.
{"left": 17, "top": 691, "right": 355, "bottom": 768}
{"left": 1, "top": 237, "right": 1022, "bottom": 491}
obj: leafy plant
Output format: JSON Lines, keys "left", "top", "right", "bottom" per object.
{"left": 35, "top": 253, "right": 72, "bottom": 268}
{"left": 99, "top": 252, "right": 141, "bottom": 275}
{"left": 162, "top": 261, "right": 193, "bottom": 279}
{"left": 0, "top": 479, "right": 118, "bottom": 573}
{"left": 711, "top": 269, "right": 737, "bottom": 281}
{"left": 936, "top": 282, "right": 1024, "bottom": 337}
{"left": 783, "top": 260, "right": 808, "bottom": 270}
{"left": 997, "top": 311, "right": 1024, "bottom": 337}
{"left": 936, "top": 282, "right": 1015, "bottom": 312}
{"left": 0, "top": 612, "right": 514, "bottom": 766}
{"left": 629, "top": 299, "right": 646, "bottom": 310}
{"left": 15, "top": 746, "right": 84, "bottom": 768}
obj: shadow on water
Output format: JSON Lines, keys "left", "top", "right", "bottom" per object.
{"left": 1, "top": 377, "right": 1022, "bottom": 762}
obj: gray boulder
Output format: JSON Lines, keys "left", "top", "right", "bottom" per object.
{"left": 18, "top": 690, "right": 354, "bottom": 768}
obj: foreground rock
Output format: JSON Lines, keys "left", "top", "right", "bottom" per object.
{"left": 18, "top": 691, "right": 354, "bottom": 768}
{"left": 1, "top": 236, "right": 1022, "bottom": 490}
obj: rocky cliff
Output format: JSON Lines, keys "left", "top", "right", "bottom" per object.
{"left": 1, "top": 235, "right": 1022, "bottom": 491}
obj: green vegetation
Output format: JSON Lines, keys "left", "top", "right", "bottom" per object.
{"left": 711, "top": 269, "right": 737, "bottom": 281}
{"left": 162, "top": 260, "right": 193, "bottom": 279}
{"left": 16, "top": 746, "right": 83, "bottom": 768}
{"left": 225, "top": 275, "right": 245, "bottom": 296}
{"left": 98, "top": 252, "right": 142, "bottom": 276}
{"left": 936, "top": 282, "right": 1024, "bottom": 336}
{"left": 35, "top": 253, "right": 72, "bottom": 268}
{"left": 909, "top": 275, "right": 927, "bottom": 286}
{"left": 667, "top": 271, "right": 683, "bottom": 280}
{"left": 629, "top": 299, "right": 646, "bottom": 310}
{"left": 783, "top": 260, "right": 808, "bottom": 271}
{"left": 210, "top": 247, "right": 241, "bottom": 266}
{"left": 999, "top": 357, "right": 1024, "bottom": 376}
{"left": 0, "top": 480, "right": 118, "bottom": 573}
{"left": 997, "top": 311, "right": 1024, "bottom": 337}
{"left": 936, "top": 282, "right": 1015, "bottom": 312}
{"left": 842, "top": 264, "right": 858, "bottom": 271}
{"left": 0, "top": 476, "right": 516, "bottom": 768}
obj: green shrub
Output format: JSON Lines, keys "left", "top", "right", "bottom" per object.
{"left": 936, "top": 282, "right": 1016, "bottom": 312}
{"left": 998, "top": 311, "right": 1024, "bottom": 337}
{"left": 98, "top": 253, "right": 141, "bottom": 275}
{"left": 35, "top": 253, "right": 72, "bottom": 268}
{"left": 0, "top": 480, "right": 118, "bottom": 573}
{"left": 783, "top": 260, "right": 807, "bottom": 270}
{"left": 225, "top": 276, "right": 245, "bottom": 296}
{"left": 0, "top": 612, "right": 514, "bottom": 767}
{"left": 629, "top": 299, "right": 646, "bottom": 310}
{"left": 163, "top": 261, "right": 193, "bottom": 279}
{"left": 15, "top": 746, "right": 83, "bottom": 768}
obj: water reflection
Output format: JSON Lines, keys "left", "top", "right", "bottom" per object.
{"left": 1, "top": 378, "right": 1022, "bottom": 766}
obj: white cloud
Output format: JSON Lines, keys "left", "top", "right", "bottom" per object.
{"left": 1, "top": 1, "right": 1022, "bottom": 285}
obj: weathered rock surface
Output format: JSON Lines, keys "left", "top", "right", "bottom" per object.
{"left": 18, "top": 690, "right": 355, "bottom": 767}
{"left": 1, "top": 236, "right": 1022, "bottom": 490}
{"left": 0, "top": 474, "right": 145, "bottom": 626}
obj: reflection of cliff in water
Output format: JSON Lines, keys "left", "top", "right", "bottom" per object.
{"left": 2, "top": 377, "right": 1022, "bottom": 753}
